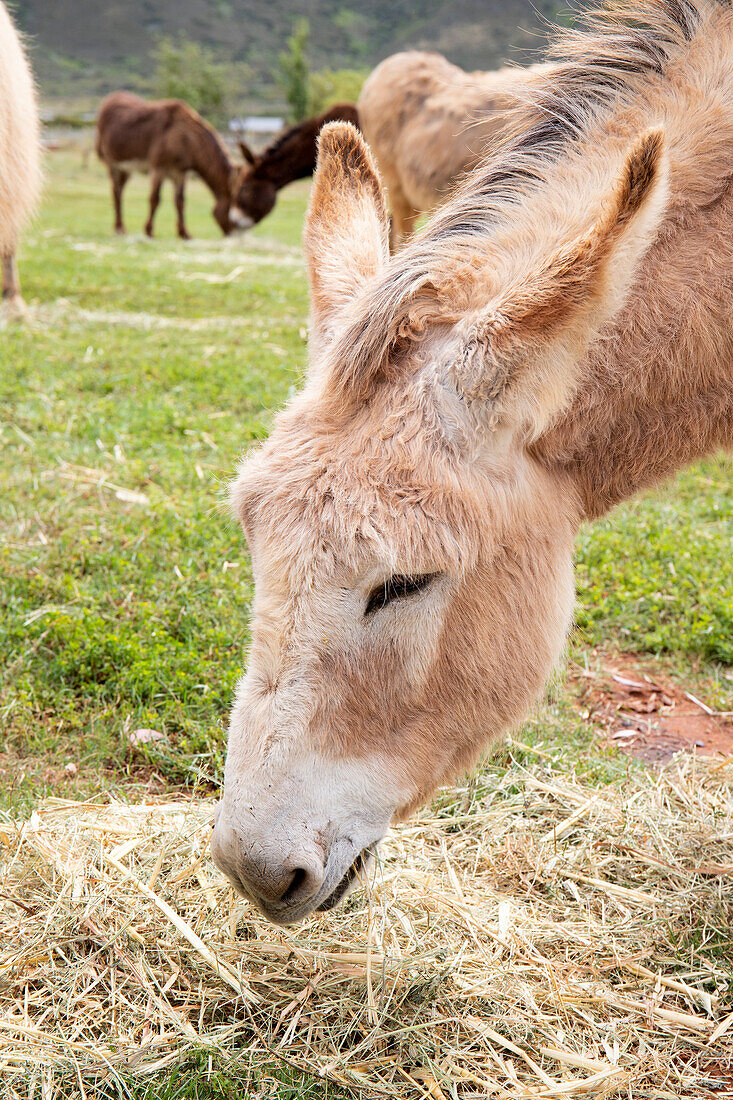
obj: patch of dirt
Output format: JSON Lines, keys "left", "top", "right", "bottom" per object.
{"left": 0, "top": 752, "right": 65, "bottom": 794}
{"left": 674, "top": 1052, "right": 733, "bottom": 1098}
{"left": 571, "top": 653, "right": 733, "bottom": 764}
{"left": 0, "top": 750, "right": 199, "bottom": 811}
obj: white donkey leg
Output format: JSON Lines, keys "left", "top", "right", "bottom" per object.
{"left": 1, "top": 251, "right": 27, "bottom": 319}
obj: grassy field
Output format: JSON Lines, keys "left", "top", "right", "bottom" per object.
{"left": 1, "top": 150, "right": 732, "bottom": 1096}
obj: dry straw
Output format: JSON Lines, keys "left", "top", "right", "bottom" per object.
{"left": 1, "top": 750, "right": 732, "bottom": 1097}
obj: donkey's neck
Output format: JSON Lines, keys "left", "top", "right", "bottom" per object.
{"left": 535, "top": 184, "right": 733, "bottom": 519}
{"left": 191, "top": 125, "right": 232, "bottom": 199}
{"left": 255, "top": 122, "right": 321, "bottom": 188}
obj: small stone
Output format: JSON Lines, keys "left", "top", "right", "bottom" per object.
{"left": 64, "top": 762, "right": 77, "bottom": 777}
{"left": 129, "top": 728, "right": 165, "bottom": 748}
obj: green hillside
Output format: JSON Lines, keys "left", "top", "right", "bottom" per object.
{"left": 11, "top": 0, "right": 567, "bottom": 106}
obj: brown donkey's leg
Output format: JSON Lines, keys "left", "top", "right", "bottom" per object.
{"left": 145, "top": 171, "right": 164, "bottom": 237}
{"left": 173, "top": 176, "right": 191, "bottom": 239}
{"left": 1, "top": 251, "right": 26, "bottom": 317}
{"left": 110, "top": 167, "right": 129, "bottom": 234}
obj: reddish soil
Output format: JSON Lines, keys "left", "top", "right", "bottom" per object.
{"left": 571, "top": 653, "right": 733, "bottom": 764}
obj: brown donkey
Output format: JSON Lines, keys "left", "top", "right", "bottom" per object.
{"left": 0, "top": 1, "right": 41, "bottom": 315}
{"left": 212, "top": 0, "right": 733, "bottom": 925}
{"left": 358, "top": 52, "right": 552, "bottom": 245}
{"left": 96, "top": 92, "right": 237, "bottom": 238}
{"left": 230, "top": 103, "right": 360, "bottom": 231}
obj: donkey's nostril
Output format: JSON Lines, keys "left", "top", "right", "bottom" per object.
{"left": 211, "top": 814, "right": 325, "bottom": 915}
{"left": 283, "top": 866, "right": 307, "bottom": 901}
{"left": 249, "top": 856, "right": 324, "bottom": 910}
{"left": 280, "top": 865, "right": 324, "bottom": 906}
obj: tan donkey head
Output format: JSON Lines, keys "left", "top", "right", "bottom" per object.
{"left": 211, "top": 119, "right": 668, "bottom": 924}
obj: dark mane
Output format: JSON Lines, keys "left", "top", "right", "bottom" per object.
{"left": 184, "top": 108, "right": 233, "bottom": 193}
{"left": 327, "top": 0, "right": 722, "bottom": 403}
{"left": 260, "top": 122, "right": 305, "bottom": 165}
{"left": 254, "top": 104, "right": 360, "bottom": 184}
{"left": 200, "top": 117, "right": 230, "bottom": 160}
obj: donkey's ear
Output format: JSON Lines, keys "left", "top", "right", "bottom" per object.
{"left": 451, "top": 128, "right": 667, "bottom": 436}
{"left": 238, "top": 140, "right": 257, "bottom": 166}
{"left": 304, "top": 121, "right": 389, "bottom": 356}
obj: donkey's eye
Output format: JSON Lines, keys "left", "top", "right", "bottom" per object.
{"left": 365, "top": 573, "right": 437, "bottom": 617}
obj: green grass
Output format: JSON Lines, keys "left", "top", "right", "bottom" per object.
{"left": 2, "top": 153, "right": 310, "bottom": 807}
{"left": 576, "top": 455, "right": 733, "bottom": 665}
{"left": 1, "top": 149, "right": 732, "bottom": 1099}
{"left": 2, "top": 150, "right": 732, "bottom": 816}
{"left": 18, "top": 1056, "right": 345, "bottom": 1100}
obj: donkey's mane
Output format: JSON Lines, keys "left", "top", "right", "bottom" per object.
{"left": 328, "top": 0, "right": 722, "bottom": 403}
{"left": 192, "top": 113, "right": 231, "bottom": 162}
{"left": 258, "top": 119, "right": 307, "bottom": 167}
{"left": 255, "top": 105, "right": 359, "bottom": 181}
{"left": 191, "top": 117, "right": 233, "bottom": 196}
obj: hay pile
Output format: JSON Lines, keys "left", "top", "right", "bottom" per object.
{"left": 1, "top": 750, "right": 732, "bottom": 1098}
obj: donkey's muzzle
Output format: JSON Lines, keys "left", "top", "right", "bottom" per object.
{"left": 211, "top": 812, "right": 326, "bottom": 924}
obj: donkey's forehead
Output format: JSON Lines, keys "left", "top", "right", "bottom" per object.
{"left": 230, "top": 400, "right": 483, "bottom": 575}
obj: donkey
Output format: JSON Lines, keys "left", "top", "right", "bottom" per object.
{"left": 229, "top": 103, "right": 360, "bottom": 231}
{"left": 96, "top": 92, "right": 238, "bottom": 238}
{"left": 0, "top": 1, "right": 41, "bottom": 315}
{"left": 212, "top": 0, "right": 733, "bottom": 926}
{"left": 358, "top": 52, "right": 552, "bottom": 245}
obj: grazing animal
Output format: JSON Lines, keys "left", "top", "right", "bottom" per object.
{"left": 212, "top": 0, "right": 733, "bottom": 926}
{"left": 0, "top": 1, "right": 41, "bottom": 314}
{"left": 358, "top": 52, "right": 552, "bottom": 245}
{"left": 230, "top": 104, "right": 360, "bottom": 230}
{"left": 96, "top": 92, "right": 238, "bottom": 238}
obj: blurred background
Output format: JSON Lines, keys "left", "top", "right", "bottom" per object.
{"left": 12, "top": 0, "right": 569, "bottom": 130}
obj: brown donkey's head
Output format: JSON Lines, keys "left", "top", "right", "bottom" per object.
{"left": 225, "top": 142, "right": 277, "bottom": 232}
{"left": 212, "top": 122, "right": 668, "bottom": 924}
